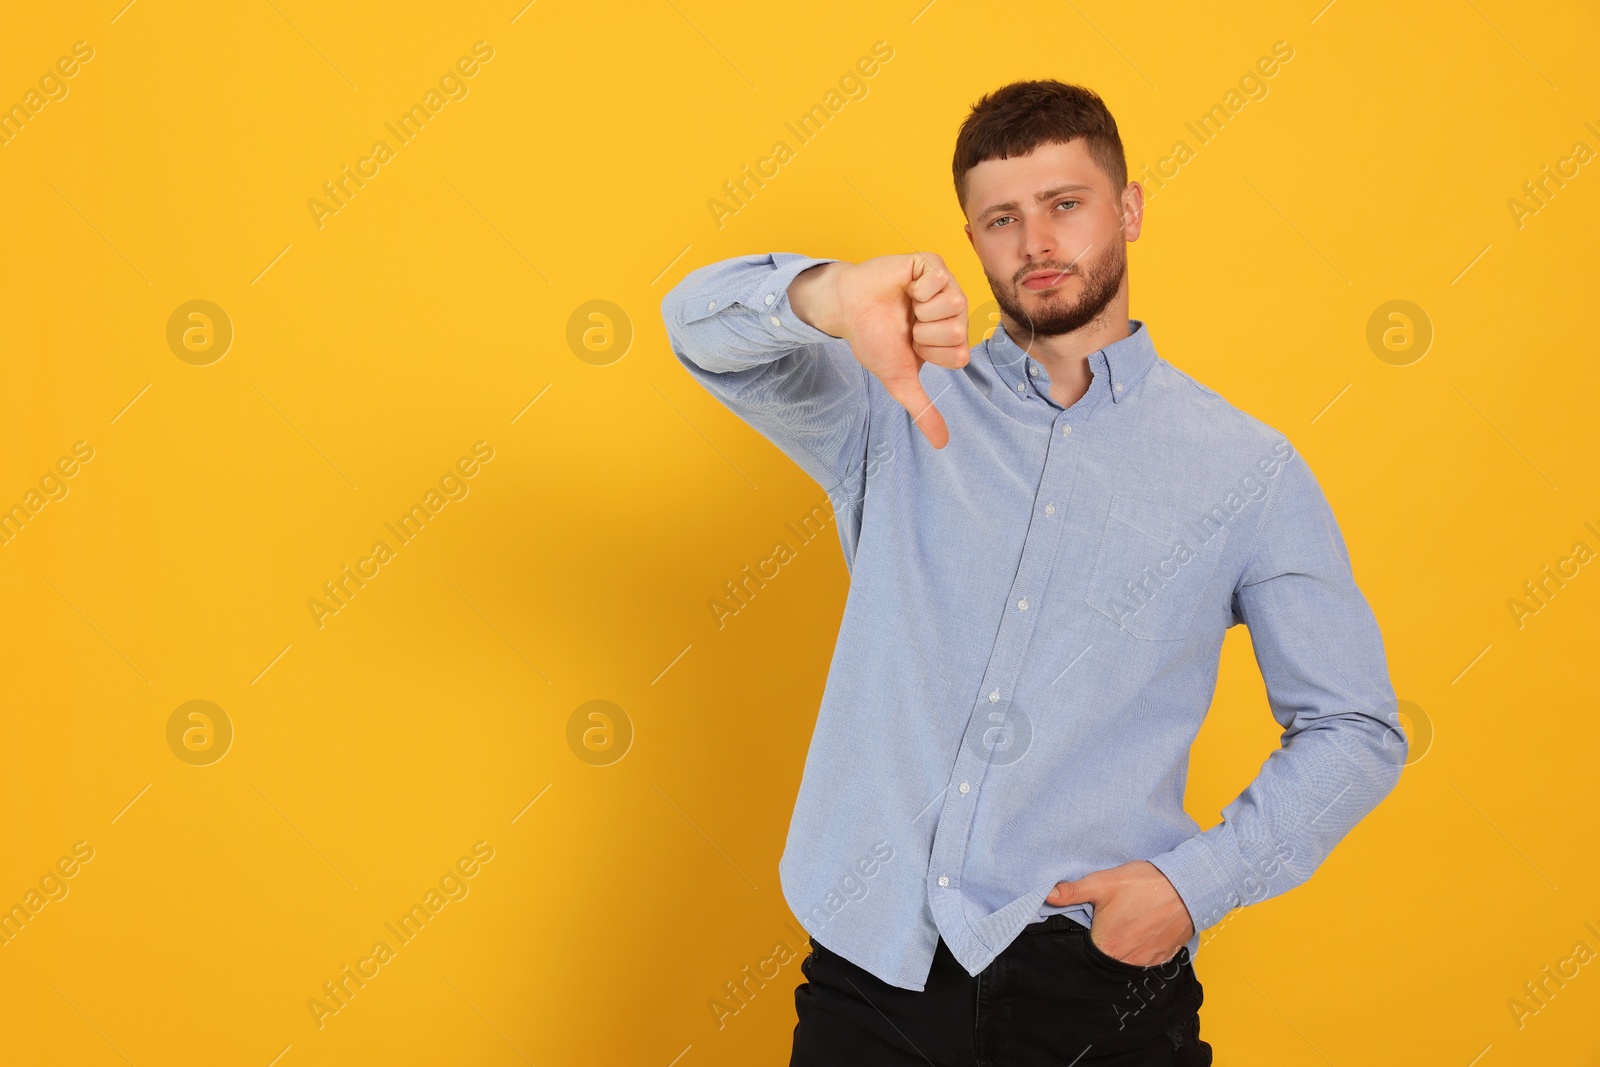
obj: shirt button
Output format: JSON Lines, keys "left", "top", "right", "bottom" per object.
{"left": 769, "top": 315, "right": 782, "bottom": 327}
{"left": 764, "top": 293, "right": 775, "bottom": 305}
{"left": 1114, "top": 382, "right": 1123, "bottom": 392}
{"left": 958, "top": 782, "right": 970, "bottom": 794}
{"left": 1017, "top": 598, "right": 1028, "bottom": 611}
{"left": 988, "top": 690, "right": 1000, "bottom": 703}
{"left": 707, "top": 300, "right": 717, "bottom": 311}
{"left": 938, "top": 875, "right": 950, "bottom": 887}
{"left": 1016, "top": 382, "right": 1026, "bottom": 393}
{"left": 1061, "top": 424, "right": 1073, "bottom": 436}
{"left": 1028, "top": 365, "right": 1038, "bottom": 376}
{"left": 1044, "top": 503, "right": 1055, "bottom": 516}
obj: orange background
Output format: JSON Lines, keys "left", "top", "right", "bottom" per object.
{"left": 2, "top": 1, "right": 1597, "bottom": 1064}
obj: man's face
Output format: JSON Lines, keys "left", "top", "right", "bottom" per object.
{"left": 962, "top": 139, "right": 1142, "bottom": 340}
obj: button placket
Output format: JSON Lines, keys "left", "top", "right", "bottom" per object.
{"left": 927, "top": 414, "right": 1084, "bottom": 924}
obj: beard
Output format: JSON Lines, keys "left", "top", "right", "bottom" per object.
{"left": 985, "top": 239, "right": 1127, "bottom": 344}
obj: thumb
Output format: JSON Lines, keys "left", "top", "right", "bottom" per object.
{"left": 880, "top": 366, "right": 950, "bottom": 450}
{"left": 1046, "top": 875, "right": 1097, "bottom": 907}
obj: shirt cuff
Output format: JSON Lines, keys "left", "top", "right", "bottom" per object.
{"left": 1145, "top": 827, "right": 1249, "bottom": 935}
{"left": 747, "top": 253, "right": 845, "bottom": 348}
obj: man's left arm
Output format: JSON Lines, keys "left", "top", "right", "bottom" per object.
{"left": 1143, "top": 439, "right": 1409, "bottom": 942}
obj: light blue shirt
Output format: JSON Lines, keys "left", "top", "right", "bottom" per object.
{"left": 661, "top": 251, "right": 1407, "bottom": 991}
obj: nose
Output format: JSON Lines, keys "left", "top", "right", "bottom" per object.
{"left": 1017, "top": 215, "right": 1054, "bottom": 266}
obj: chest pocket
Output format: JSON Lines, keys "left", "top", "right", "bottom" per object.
{"left": 1083, "top": 494, "right": 1229, "bottom": 640}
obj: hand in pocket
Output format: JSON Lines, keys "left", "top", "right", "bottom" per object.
{"left": 1047, "top": 859, "right": 1195, "bottom": 967}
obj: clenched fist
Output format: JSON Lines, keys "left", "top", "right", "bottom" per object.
{"left": 788, "top": 252, "right": 970, "bottom": 449}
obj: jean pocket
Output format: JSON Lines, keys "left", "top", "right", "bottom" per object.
{"left": 1006, "top": 920, "right": 1197, "bottom": 1057}
{"left": 1082, "top": 926, "right": 1189, "bottom": 979}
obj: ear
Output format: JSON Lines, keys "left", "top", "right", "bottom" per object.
{"left": 963, "top": 222, "right": 974, "bottom": 249}
{"left": 1121, "top": 181, "right": 1145, "bottom": 242}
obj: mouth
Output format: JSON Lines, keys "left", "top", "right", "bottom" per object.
{"left": 1021, "top": 268, "right": 1072, "bottom": 291}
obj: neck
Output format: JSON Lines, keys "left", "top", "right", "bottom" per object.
{"left": 1001, "top": 284, "right": 1131, "bottom": 408}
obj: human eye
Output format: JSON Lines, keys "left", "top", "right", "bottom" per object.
{"left": 1055, "top": 199, "right": 1079, "bottom": 211}
{"left": 988, "top": 214, "right": 1015, "bottom": 228}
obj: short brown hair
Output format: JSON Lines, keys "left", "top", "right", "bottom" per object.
{"left": 951, "top": 80, "right": 1128, "bottom": 211}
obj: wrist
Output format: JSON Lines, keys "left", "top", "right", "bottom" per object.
{"left": 788, "top": 261, "right": 850, "bottom": 338}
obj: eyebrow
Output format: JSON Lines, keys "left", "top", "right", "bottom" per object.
{"left": 976, "top": 183, "right": 1094, "bottom": 221}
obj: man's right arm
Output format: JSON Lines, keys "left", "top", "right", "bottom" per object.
{"left": 660, "top": 252, "right": 878, "bottom": 497}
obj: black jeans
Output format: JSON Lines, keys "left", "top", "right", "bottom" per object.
{"left": 789, "top": 913, "right": 1211, "bottom": 1066}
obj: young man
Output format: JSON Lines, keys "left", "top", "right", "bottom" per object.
{"left": 661, "top": 80, "right": 1406, "bottom": 1065}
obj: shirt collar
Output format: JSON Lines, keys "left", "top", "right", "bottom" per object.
{"left": 984, "top": 318, "right": 1157, "bottom": 406}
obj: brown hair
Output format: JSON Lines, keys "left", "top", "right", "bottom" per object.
{"left": 951, "top": 80, "right": 1128, "bottom": 211}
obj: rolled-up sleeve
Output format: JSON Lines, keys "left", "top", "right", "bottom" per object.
{"left": 660, "top": 252, "right": 878, "bottom": 497}
{"left": 1145, "top": 440, "right": 1407, "bottom": 938}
